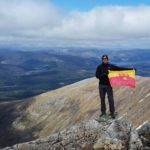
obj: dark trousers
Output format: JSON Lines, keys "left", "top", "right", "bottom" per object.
{"left": 99, "top": 84, "right": 115, "bottom": 114}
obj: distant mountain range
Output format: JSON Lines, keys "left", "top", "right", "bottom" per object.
{"left": 0, "top": 76, "right": 149, "bottom": 148}
{"left": 0, "top": 49, "right": 149, "bottom": 101}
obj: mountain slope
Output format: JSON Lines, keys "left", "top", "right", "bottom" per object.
{"left": 0, "top": 76, "right": 149, "bottom": 148}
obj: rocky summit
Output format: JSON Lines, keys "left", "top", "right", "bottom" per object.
{"left": 2, "top": 119, "right": 150, "bottom": 150}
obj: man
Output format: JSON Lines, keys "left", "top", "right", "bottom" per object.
{"left": 95, "top": 54, "right": 135, "bottom": 119}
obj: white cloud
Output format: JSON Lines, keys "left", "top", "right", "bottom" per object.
{"left": 0, "top": 0, "right": 150, "bottom": 48}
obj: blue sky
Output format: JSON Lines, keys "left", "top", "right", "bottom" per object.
{"left": 50, "top": 0, "right": 150, "bottom": 11}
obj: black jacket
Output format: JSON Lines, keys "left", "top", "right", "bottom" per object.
{"left": 95, "top": 63, "right": 134, "bottom": 85}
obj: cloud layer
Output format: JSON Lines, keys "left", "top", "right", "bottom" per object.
{"left": 1, "top": 0, "right": 150, "bottom": 48}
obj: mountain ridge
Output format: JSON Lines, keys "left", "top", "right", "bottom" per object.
{"left": 0, "top": 75, "right": 149, "bottom": 148}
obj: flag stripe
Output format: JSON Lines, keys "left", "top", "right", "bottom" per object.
{"left": 108, "top": 70, "right": 135, "bottom": 78}
{"left": 109, "top": 76, "right": 136, "bottom": 88}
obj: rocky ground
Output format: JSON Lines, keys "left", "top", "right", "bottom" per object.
{"left": 2, "top": 118, "right": 150, "bottom": 150}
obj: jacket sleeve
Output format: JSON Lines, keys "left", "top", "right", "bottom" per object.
{"left": 109, "top": 64, "right": 134, "bottom": 71}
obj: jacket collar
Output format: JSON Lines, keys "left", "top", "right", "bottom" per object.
{"left": 101, "top": 62, "right": 109, "bottom": 66}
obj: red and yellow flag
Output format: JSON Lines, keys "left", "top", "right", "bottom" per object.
{"left": 108, "top": 70, "right": 136, "bottom": 88}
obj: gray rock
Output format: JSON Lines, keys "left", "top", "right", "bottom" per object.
{"left": 137, "top": 122, "right": 150, "bottom": 149}
{"left": 129, "top": 127, "right": 143, "bottom": 150}
{"left": 2, "top": 119, "right": 143, "bottom": 150}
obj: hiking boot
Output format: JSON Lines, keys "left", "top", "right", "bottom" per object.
{"left": 99, "top": 112, "right": 106, "bottom": 118}
{"left": 109, "top": 113, "right": 116, "bottom": 119}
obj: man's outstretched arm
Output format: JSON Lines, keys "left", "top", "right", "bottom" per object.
{"left": 109, "top": 64, "right": 136, "bottom": 71}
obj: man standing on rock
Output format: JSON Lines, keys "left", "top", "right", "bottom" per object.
{"left": 95, "top": 54, "right": 135, "bottom": 119}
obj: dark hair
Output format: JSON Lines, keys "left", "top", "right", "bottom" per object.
{"left": 101, "top": 54, "right": 108, "bottom": 59}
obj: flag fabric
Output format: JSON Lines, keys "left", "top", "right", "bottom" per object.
{"left": 108, "top": 70, "right": 136, "bottom": 88}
